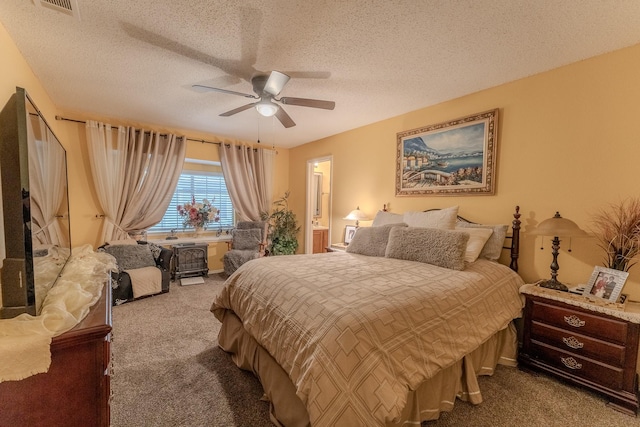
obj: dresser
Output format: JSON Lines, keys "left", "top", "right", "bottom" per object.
{"left": 519, "top": 286, "right": 639, "bottom": 415}
{"left": 0, "top": 282, "right": 112, "bottom": 426}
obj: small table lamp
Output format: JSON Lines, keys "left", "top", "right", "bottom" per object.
{"left": 344, "top": 206, "right": 369, "bottom": 227}
{"left": 531, "top": 211, "right": 588, "bottom": 292}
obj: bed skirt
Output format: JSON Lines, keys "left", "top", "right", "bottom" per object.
{"left": 217, "top": 310, "right": 518, "bottom": 427}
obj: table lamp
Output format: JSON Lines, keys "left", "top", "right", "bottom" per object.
{"left": 531, "top": 211, "right": 587, "bottom": 291}
{"left": 344, "top": 206, "right": 369, "bottom": 227}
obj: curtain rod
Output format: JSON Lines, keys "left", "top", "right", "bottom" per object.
{"left": 55, "top": 115, "right": 221, "bottom": 146}
{"left": 55, "top": 115, "right": 278, "bottom": 153}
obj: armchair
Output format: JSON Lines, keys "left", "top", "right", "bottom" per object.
{"left": 223, "top": 221, "right": 268, "bottom": 276}
{"left": 98, "top": 240, "right": 172, "bottom": 305}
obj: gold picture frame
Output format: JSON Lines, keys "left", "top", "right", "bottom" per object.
{"left": 395, "top": 109, "right": 499, "bottom": 196}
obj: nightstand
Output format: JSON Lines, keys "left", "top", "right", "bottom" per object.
{"left": 326, "top": 243, "right": 348, "bottom": 252}
{"left": 519, "top": 284, "right": 640, "bottom": 415}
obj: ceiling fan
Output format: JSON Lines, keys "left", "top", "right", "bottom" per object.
{"left": 193, "top": 71, "right": 335, "bottom": 128}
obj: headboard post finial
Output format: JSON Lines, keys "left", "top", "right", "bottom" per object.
{"left": 510, "top": 206, "right": 521, "bottom": 272}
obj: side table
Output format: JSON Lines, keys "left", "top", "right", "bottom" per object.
{"left": 519, "top": 284, "right": 640, "bottom": 415}
{"left": 326, "top": 243, "right": 348, "bottom": 252}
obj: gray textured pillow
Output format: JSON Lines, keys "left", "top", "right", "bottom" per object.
{"left": 385, "top": 227, "right": 469, "bottom": 270}
{"left": 346, "top": 223, "right": 407, "bottom": 257}
{"left": 456, "top": 222, "right": 508, "bottom": 261}
{"left": 233, "top": 228, "right": 262, "bottom": 251}
{"left": 103, "top": 244, "right": 156, "bottom": 270}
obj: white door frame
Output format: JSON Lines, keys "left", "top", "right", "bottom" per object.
{"left": 305, "top": 156, "right": 333, "bottom": 254}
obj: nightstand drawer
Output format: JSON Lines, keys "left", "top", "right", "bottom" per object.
{"left": 530, "top": 341, "right": 625, "bottom": 390}
{"left": 531, "top": 300, "right": 628, "bottom": 344}
{"left": 531, "top": 321, "right": 626, "bottom": 367}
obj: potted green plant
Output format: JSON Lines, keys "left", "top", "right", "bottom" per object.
{"left": 590, "top": 197, "right": 640, "bottom": 272}
{"left": 262, "top": 191, "right": 300, "bottom": 255}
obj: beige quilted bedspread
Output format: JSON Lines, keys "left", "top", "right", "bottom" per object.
{"left": 211, "top": 252, "right": 524, "bottom": 427}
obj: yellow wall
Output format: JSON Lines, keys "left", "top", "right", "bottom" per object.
{"left": 290, "top": 43, "right": 640, "bottom": 300}
{"left": 0, "top": 21, "right": 290, "bottom": 272}
{"left": 0, "top": 22, "right": 61, "bottom": 140}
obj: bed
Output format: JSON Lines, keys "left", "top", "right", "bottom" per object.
{"left": 211, "top": 206, "right": 524, "bottom": 427}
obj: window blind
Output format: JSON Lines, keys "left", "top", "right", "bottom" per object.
{"left": 149, "top": 170, "right": 234, "bottom": 232}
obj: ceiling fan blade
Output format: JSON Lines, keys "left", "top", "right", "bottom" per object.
{"left": 275, "top": 107, "right": 296, "bottom": 128}
{"left": 284, "top": 71, "right": 331, "bottom": 79}
{"left": 263, "top": 71, "right": 290, "bottom": 96}
{"left": 220, "top": 103, "right": 256, "bottom": 117}
{"left": 279, "top": 97, "right": 335, "bottom": 110}
{"left": 193, "top": 84, "right": 258, "bottom": 99}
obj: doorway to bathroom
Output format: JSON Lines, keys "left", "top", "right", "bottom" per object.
{"left": 305, "top": 156, "right": 332, "bottom": 254}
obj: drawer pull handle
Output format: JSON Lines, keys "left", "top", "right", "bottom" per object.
{"left": 564, "top": 315, "right": 586, "bottom": 328}
{"left": 562, "top": 336, "right": 584, "bottom": 349}
{"left": 561, "top": 357, "right": 582, "bottom": 370}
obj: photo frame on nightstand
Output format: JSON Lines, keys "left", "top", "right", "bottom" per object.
{"left": 344, "top": 225, "right": 357, "bottom": 244}
{"left": 582, "top": 266, "right": 628, "bottom": 302}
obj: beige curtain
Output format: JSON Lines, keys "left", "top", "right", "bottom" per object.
{"left": 86, "top": 121, "right": 186, "bottom": 242}
{"left": 219, "top": 144, "right": 275, "bottom": 221}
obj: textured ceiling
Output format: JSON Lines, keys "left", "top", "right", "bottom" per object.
{"left": 2, "top": 1, "right": 640, "bottom": 148}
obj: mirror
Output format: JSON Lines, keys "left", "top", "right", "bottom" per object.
{"left": 0, "top": 87, "right": 72, "bottom": 317}
{"left": 313, "top": 172, "right": 322, "bottom": 218}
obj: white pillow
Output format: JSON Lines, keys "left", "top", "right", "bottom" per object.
{"left": 456, "top": 223, "right": 508, "bottom": 261}
{"left": 403, "top": 206, "right": 459, "bottom": 229}
{"left": 454, "top": 227, "right": 494, "bottom": 263}
{"left": 371, "top": 210, "right": 403, "bottom": 227}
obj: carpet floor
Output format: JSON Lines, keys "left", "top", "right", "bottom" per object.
{"left": 110, "top": 274, "right": 640, "bottom": 427}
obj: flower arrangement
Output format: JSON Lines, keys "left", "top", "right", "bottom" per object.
{"left": 590, "top": 197, "right": 640, "bottom": 272}
{"left": 177, "top": 196, "right": 219, "bottom": 230}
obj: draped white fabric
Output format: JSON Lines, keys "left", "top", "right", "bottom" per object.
{"left": 219, "top": 144, "right": 275, "bottom": 221}
{"left": 86, "top": 121, "right": 186, "bottom": 242}
{"left": 27, "top": 113, "right": 67, "bottom": 246}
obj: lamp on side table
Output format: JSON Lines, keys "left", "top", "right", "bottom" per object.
{"left": 531, "top": 211, "right": 588, "bottom": 292}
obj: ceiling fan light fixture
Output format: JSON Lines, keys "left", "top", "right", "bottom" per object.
{"left": 255, "top": 100, "right": 279, "bottom": 117}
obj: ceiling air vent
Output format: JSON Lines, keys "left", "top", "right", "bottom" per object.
{"left": 32, "top": 0, "right": 81, "bottom": 20}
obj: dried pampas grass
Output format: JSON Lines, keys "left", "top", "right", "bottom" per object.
{"left": 590, "top": 198, "right": 640, "bottom": 272}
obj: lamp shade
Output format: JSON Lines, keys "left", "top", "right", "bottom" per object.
{"left": 530, "top": 212, "right": 587, "bottom": 237}
{"left": 344, "top": 206, "right": 370, "bottom": 224}
{"left": 255, "top": 100, "right": 279, "bottom": 117}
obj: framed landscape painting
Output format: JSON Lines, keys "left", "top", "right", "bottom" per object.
{"left": 395, "top": 109, "right": 499, "bottom": 196}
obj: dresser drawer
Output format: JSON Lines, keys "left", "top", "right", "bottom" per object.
{"left": 530, "top": 300, "right": 628, "bottom": 344}
{"left": 531, "top": 321, "right": 626, "bottom": 367}
{"left": 530, "top": 340, "right": 624, "bottom": 390}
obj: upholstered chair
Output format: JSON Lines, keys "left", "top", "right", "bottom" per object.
{"left": 98, "top": 240, "right": 172, "bottom": 305}
{"left": 223, "top": 221, "right": 268, "bottom": 276}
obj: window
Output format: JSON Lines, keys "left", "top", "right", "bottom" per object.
{"left": 149, "top": 170, "right": 234, "bottom": 232}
